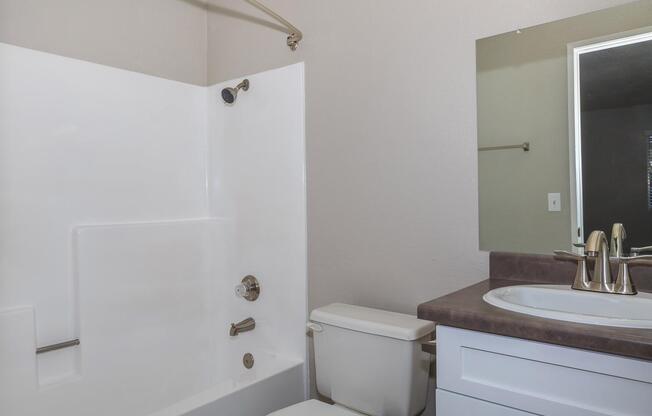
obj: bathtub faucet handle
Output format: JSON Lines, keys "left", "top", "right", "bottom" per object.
{"left": 235, "top": 275, "right": 260, "bottom": 301}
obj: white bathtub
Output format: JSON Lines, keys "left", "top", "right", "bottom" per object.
{"left": 156, "top": 353, "right": 305, "bottom": 416}
{"left": 1, "top": 318, "right": 305, "bottom": 416}
{"left": 1, "top": 220, "right": 307, "bottom": 416}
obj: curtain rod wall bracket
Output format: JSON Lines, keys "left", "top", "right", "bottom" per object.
{"left": 244, "top": 0, "right": 303, "bottom": 51}
{"left": 287, "top": 32, "right": 302, "bottom": 51}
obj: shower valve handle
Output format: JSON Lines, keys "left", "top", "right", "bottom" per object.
{"left": 235, "top": 275, "right": 260, "bottom": 301}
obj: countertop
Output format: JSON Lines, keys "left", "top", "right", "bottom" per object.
{"left": 417, "top": 252, "right": 652, "bottom": 361}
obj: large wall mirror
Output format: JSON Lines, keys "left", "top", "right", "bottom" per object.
{"left": 477, "top": 0, "right": 652, "bottom": 255}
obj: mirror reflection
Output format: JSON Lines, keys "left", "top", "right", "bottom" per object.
{"left": 477, "top": 0, "right": 652, "bottom": 255}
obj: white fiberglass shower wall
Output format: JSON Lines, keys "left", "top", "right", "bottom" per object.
{"left": 0, "top": 42, "right": 306, "bottom": 416}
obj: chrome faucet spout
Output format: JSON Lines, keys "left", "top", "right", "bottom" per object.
{"left": 610, "top": 223, "right": 626, "bottom": 259}
{"left": 556, "top": 224, "right": 648, "bottom": 296}
{"left": 585, "top": 230, "right": 613, "bottom": 291}
{"left": 230, "top": 317, "right": 256, "bottom": 336}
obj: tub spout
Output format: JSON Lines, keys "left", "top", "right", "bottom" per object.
{"left": 230, "top": 317, "right": 256, "bottom": 336}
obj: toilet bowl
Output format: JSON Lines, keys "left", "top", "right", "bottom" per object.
{"left": 269, "top": 303, "right": 435, "bottom": 416}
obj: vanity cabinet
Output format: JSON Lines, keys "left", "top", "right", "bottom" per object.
{"left": 437, "top": 390, "right": 533, "bottom": 415}
{"left": 436, "top": 326, "right": 652, "bottom": 416}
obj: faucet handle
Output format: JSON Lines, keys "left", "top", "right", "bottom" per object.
{"left": 554, "top": 250, "right": 590, "bottom": 291}
{"left": 235, "top": 275, "right": 260, "bottom": 301}
{"left": 631, "top": 246, "right": 652, "bottom": 256}
{"left": 618, "top": 255, "right": 652, "bottom": 266}
{"left": 554, "top": 250, "right": 585, "bottom": 260}
{"left": 612, "top": 255, "right": 652, "bottom": 295}
{"left": 610, "top": 223, "right": 627, "bottom": 258}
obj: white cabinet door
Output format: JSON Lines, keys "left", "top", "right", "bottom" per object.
{"left": 437, "top": 326, "right": 652, "bottom": 416}
{"left": 437, "top": 390, "right": 534, "bottom": 415}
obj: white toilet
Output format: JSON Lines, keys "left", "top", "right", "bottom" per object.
{"left": 270, "top": 303, "right": 435, "bottom": 416}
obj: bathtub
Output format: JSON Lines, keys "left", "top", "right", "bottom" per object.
{"left": 151, "top": 352, "right": 305, "bottom": 416}
{"left": 1, "top": 219, "right": 307, "bottom": 416}
{"left": 1, "top": 320, "right": 305, "bottom": 416}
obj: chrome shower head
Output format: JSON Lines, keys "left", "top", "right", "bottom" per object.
{"left": 221, "top": 79, "right": 249, "bottom": 104}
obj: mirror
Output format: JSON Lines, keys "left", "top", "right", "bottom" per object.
{"left": 477, "top": 0, "right": 652, "bottom": 255}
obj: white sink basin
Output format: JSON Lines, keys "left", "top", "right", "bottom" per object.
{"left": 483, "top": 285, "right": 652, "bottom": 329}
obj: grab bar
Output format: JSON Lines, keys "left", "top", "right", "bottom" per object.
{"left": 36, "top": 339, "right": 80, "bottom": 354}
{"left": 479, "top": 142, "right": 530, "bottom": 152}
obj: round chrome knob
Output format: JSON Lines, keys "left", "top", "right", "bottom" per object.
{"left": 235, "top": 275, "right": 260, "bottom": 301}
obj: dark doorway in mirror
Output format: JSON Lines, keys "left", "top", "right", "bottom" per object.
{"left": 580, "top": 38, "right": 652, "bottom": 251}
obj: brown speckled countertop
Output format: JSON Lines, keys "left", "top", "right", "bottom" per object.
{"left": 417, "top": 252, "right": 652, "bottom": 361}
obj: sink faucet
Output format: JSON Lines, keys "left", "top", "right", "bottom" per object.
{"left": 555, "top": 223, "right": 652, "bottom": 296}
{"left": 610, "top": 223, "right": 626, "bottom": 259}
{"left": 585, "top": 230, "right": 613, "bottom": 292}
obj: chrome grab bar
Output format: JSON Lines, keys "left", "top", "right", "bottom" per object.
{"left": 36, "top": 339, "right": 80, "bottom": 355}
{"left": 479, "top": 142, "right": 530, "bottom": 152}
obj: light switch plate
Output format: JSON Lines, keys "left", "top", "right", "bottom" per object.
{"left": 548, "top": 193, "right": 561, "bottom": 212}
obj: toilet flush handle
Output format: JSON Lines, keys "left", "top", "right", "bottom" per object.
{"left": 306, "top": 322, "right": 323, "bottom": 333}
{"left": 421, "top": 339, "right": 437, "bottom": 355}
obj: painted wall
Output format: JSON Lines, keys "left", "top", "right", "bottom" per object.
{"left": 204, "top": 0, "right": 636, "bottom": 317}
{"left": 0, "top": 0, "right": 636, "bottom": 325}
{"left": 477, "top": 1, "right": 652, "bottom": 254}
{"left": 0, "top": 0, "right": 208, "bottom": 85}
{"left": 204, "top": 3, "right": 637, "bottom": 410}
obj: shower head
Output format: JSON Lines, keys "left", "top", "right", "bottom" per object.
{"left": 221, "top": 79, "right": 249, "bottom": 104}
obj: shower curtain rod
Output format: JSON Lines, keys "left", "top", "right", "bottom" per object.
{"left": 243, "top": 0, "right": 302, "bottom": 50}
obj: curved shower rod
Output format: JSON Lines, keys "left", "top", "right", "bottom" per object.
{"left": 243, "top": 0, "right": 302, "bottom": 50}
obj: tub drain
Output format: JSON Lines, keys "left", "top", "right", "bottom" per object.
{"left": 243, "top": 353, "right": 254, "bottom": 369}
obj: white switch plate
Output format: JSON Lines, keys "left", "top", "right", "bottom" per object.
{"left": 548, "top": 193, "right": 561, "bottom": 212}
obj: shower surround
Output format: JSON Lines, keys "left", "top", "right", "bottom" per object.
{"left": 0, "top": 42, "right": 306, "bottom": 415}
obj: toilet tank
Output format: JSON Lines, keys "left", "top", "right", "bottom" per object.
{"left": 309, "top": 304, "right": 435, "bottom": 416}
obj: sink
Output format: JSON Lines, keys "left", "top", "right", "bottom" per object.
{"left": 483, "top": 285, "right": 652, "bottom": 329}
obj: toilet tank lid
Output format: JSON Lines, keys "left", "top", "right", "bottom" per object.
{"left": 310, "top": 303, "right": 435, "bottom": 341}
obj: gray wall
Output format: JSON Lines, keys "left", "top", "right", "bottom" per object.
{"left": 204, "top": 0, "right": 635, "bottom": 315}
{"left": 0, "top": 0, "right": 208, "bottom": 85}
{"left": 204, "top": 4, "right": 637, "bottom": 407}
{"left": 477, "top": 1, "right": 652, "bottom": 255}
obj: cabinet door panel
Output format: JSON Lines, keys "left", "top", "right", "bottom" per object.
{"left": 437, "top": 326, "right": 652, "bottom": 416}
{"left": 437, "top": 390, "right": 534, "bottom": 415}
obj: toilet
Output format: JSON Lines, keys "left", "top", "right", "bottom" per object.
{"left": 269, "top": 303, "right": 435, "bottom": 416}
